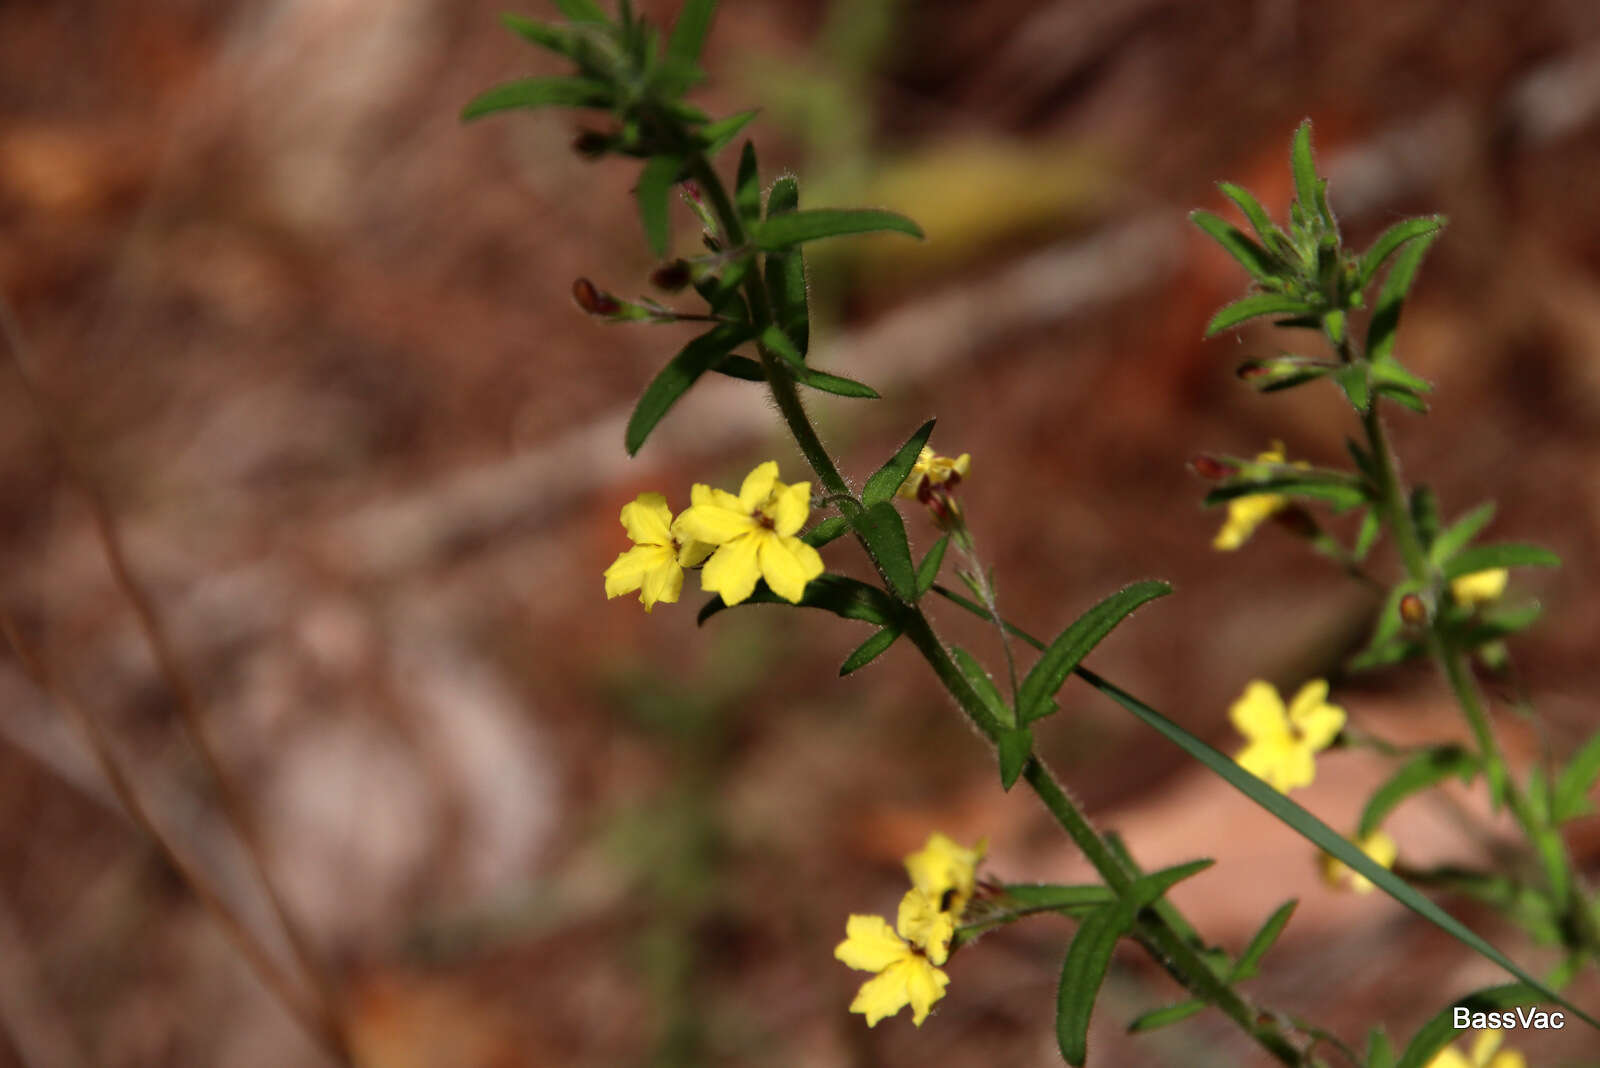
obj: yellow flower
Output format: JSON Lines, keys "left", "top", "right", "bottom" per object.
{"left": 603, "top": 493, "right": 713, "bottom": 612}
{"left": 1426, "top": 1030, "right": 1525, "bottom": 1068}
{"left": 835, "top": 889, "right": 954, "bottom": 1027}
{"left": 1450, "top": 568, "right": 1508, "bottom": 608}
{"left": 896, "top": 447, "right": 971, "bottom": 499}
{"left": 672, "top": 461, "right": 825, "bottom": 606}
{"left": 904, "top": 833, "right": 985, "bottom": 918}
{"left": 1319, "top": 830, "right": 1397, "bottom": 894}
{"left": 1230, "top": 679, "right": 1346, "bottom": 793}
{"left": 1213, "top": 443, "right": 1297, "bottom": 551}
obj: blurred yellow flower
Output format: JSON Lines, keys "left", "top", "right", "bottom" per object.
{"left": 1231, "top": 679, "right": 1346, "bottom": 792}
{"left": 904, "top": 832, "right": 985, "bottom": 918}
{"left": 1319, "top": 830, "right": 1397, "bottom": 894}
{"left": 1426, "top": 1029, "right": 1525, "bottom": 1068}
{"left": 672, "top": 461, "right": 825, "bottom": 606}
{"left": 835, "top": 889, "right": 954, "bottom": 1027}
{"left": 897, "top": 447, "right": 970, "bottom": 499}
{"left": 1213, "top": 443, "right": 1295, "bottom": 551}
{"left": 1450, "top": 568, "right": 1508, "bottom": 608}
{"left": 603, "top": 492, "right": 712, "bottom": 612}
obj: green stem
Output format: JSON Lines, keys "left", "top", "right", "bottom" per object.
{"left": 683, "top": 147, "right": 1303, "bottom": 1064}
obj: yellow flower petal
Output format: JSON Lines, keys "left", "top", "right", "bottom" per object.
{"left": 757, "top": 533, "right": 824, "bottom": 603}
{"left": 737, "top": 460, "right": 780, "bottom": 511}
{"left": 618, "top": 492, "right": 673, "bottom": 546}
{"left": 1426, "top": 1048, "right": 1473, "bottom": 1068}
{"left": 895, "top": 888, "right": 954, "bottom": 966}
{"left": 835, "top": 914, "right": 909, "bottom": 973}
{"left": 1228, "top": 681, "right": 1290, "bottom": 745}
{"left": 604, "top": 544, "right": 679, "bottom": 607}
{"left": 848, "top": 957, "right": 949, "bottom": 1028}
{"left": 674, "top": 499, "right": 757, "bottom": 545}
{"left": 700, "top": 533, "right": 763, "bottom": 606}
{"left": 1320, "top": 830, "right": 1397, "bottom": 894}
{"left": 904, "top": 833, "right": 985, "bottom": 917}
{"left": 1237, "top": 737, "right": 1313, "bottom": 792}
{"left": 1288, "top": 680, "right": 1346, "bottom": 749}
{"left": 1451, "top": 568, "right": 1508, "bottom": 608}
{"left": 767, "top": 479, "right": 812, "bottom": 537}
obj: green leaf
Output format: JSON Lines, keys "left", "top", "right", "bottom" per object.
{"left": 552, "top": 0, "right": 607, "bottom": 22}
{"left": 697, "top": 572, "right": 900, "bottom": 627}
{"left": 699, "top": 109, "right": 759, "bottom": 156}
{"left": 763, "top": 176, "right": 809, "bottom": 357}
{"left": 916, "top": 535, "right": 949, "bottom": 596}
{"left": 953, "top": 647, "right": 1012, "bottom": 727}
{"left": 1365, "top": 227, "right": 1441, "bottom": 363}
{"left": 839, "top": 627, "right": 900, "bottom": 676}
{"left": 750, "top": 208, "right": 923, "bottom": 251}
{"left": 461, "top": 76, "right": 613, "bottom": 120}
{"left": 499, "top": 13, "right": 572, "bottom": 55}
{"left": 1368, "top": 1029, "right": 1396, "bottom": 1068}
{"left": 1553, "top": 729, "right": 1600, "bottom": 823}
{"left": 1289, "top": 120, "right": 1323, "bottom": 225}
{"left": 636, "top": 153, "right": 681, "bottom": 257}
{"left": 1334, "top": 363, "right": 1371, "bottom": 412}
{"left": 1376, "top": 383, "right": 1429, "bottom": 412}
{"left": 1358, "top": 746, "right": 1480, "bottom": 837}
{"left": 1409, "top": 486, "right": 1439, "bottom": 551}
{"left": 850, "top": 501, "right": 917, "bottom": 601}
{"left": 1191, "top": 210, "right": 1283, "bottom": 284}
{"left": 626, "top": 324, "right": 754, "bottom": 454}
{"left": 802, "top": 515, "right": 848, "bottom": 548}
{"left": 1354, "top": 509, "right": 1382, "bottom": 561}
{"left": 1127, "top": 1000, "right": 1205, "bottom": 1034}
{"left": 794, "top": 366, "right": 879, "bottom": 399}
{"left": 1441, "top": 543, "right": 1560, "bottom": 579}
{"left": 1016, "top": 582, "right": 1171, "bottom": 726}
{"left": 1204, "top": 293, "right": 1313, "bottom": 337}
{"left": 1371, "top": 353, "right": 1434, "bottom": 393}
{"left": 1218, "top": 181, "right": 1289, "bottom": 256}
{"left": 863, "top": 419, "right": 936, "bottom": 507}
{"left": 735, "top": 141, "right": 760, "bottom": 223}
{"left": 1394, "top": 984, "right": 1540, "bottom": 1068}
{"left": 665, "top": 0, "right": 716, "bottom": 67}
{"left": 1056, "top": 861, "right": 1214, "bottom": 1066}
{"left": 1359, "top": 216, "right": 1446, "bottom": 290}
{"left": 1428, "top": 501, "right": 1496, "bottom": 567}
{"left": 930, "top": 585, "right": 1600, "bottom": 1037}
{"left": 998, "top": 728, "right": 1033, "bottom": 791}
{"left": 999, "top": 883, "right": 1117, "bottom": 912}
{"left": 710, "top": 354, "right": 763, "bottom": 381}
{"left": 1230, "top": 900, "right": 1297, "bottom": 981}
{"left": 1204, "top": 474, "right": 1368, "bottom": 512}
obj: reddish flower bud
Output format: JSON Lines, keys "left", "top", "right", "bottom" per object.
{"left": 572, "top": 278, "right": 620, "bottom": 316}
{"left": 1399, "top": 593, "right": 1428, "bottom": 625}
{"left": 650, "top": 259, "right": 692, "bottom": 292}
{"left": 1190, "top": 455, "right": 1236, "bottom": 480}
{"left": 1236, "top": 360, "right": 1272, "bottom": 381}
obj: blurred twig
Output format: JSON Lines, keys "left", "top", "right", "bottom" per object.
{"left": 0, "top": 292, "right": 353, "bottom": 1065}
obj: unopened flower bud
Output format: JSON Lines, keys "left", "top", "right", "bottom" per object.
{"left": 572, "top": 129, "right": 611, "bottom": 159}
{"left": 1236, "top": 360, "right": 1272, "bottom": 381}
{"left": 1399, "top": 593, "right": 1428, "bottom": 625}
{"left": 650, "top": 259, "right": 692, "bottom": 292}
{"left": 1190, "top": 455, "right": 1236, "bottom": 480}
{"left": 572, "top": 277, "right": 620, "bottom": 316}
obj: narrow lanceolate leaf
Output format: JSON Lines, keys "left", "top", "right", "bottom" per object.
{"left": 997, "top": 728, "right": 1033, "bottom": 791}
{"left": 794, "top": 365, "right": 879, "bottom": 399}
{"left": 735, "top": 141, "right": 761, "bottom": 224}
{"left": 699, "top": 109, "right": 759, "bottom": 156}
{"left": 953, "top": 647, "right": 1012, "bottom": 728}
{"left": 1127, "top": 1000, "right": 1205, "bottom": 1034}
{"left": 1440, "top": 543, "right": 1560, "bottom": 580}
{"left": 552, "top": 0, "right": 607, "bottom": 22}
{"left": 763, "top": 176, "right": 810, "bottom": 357}
{"left": 750, "top": 208, "right": 923, "bottom": 251}
{"left": 863, "top": 419, "right": 937, "bottom": 506}
{"left": 499, "top": 13, "right": 572, "bottom": 55}
{"left": 1230, "top": 900, "right": 1297, "bottom": 981}
{"left": 1359, "top": 747, "right": 1480, "bottom": 838}
{"left": 1334, "top": 363, "right": 1371, "bottom": 412}
{"left": 1410, "top": 486, "right": 1439, "bottom": 551}
{"left": 1289, "top": 120, "right": 1324, "bottom": 226}
{"left": 1218, "top": 181, "right": 1289, "bottom": 256}
{"left": 802, "top": 515, "right": 848, "bottom": 548}
{"left": 710, "top": 354, "right": 764, "bottom": 381}
{"left": 998, "top": 884, "right": 1118, "bottom": 913}
{"left": 461, "top": 76, "right": 612, "bottom": 120}
{"left": 850, "top": 501, "right": 917, "bottom": 601}
{"left": 839, "top": 627, "right": 900, "bottom": 676}
{"left": 1428, "top": 501, "right": 1496, "bottom": 567}
{"left": 697, "top": 573, "right": 900, "bottom": 627}
{"left": 1365, "top": 227, "right": 1441, "bottom": 362}
{"left": 1359, "top": 215, "right": 1446, "bottom": 290}
{"left": 1553, "top": 728, "right": 1600, "bottom": 823}
{"left": 636, "top": 154, "right": 681, "bottom": 257}
{"left": 1394, "top": 985, "right": 1541, "bottom": 1068}
{"left": 665, "top": 0, "right": 716, "bottom": 66}
{"left": 1368, "top": 1029, "right": 1397, "bottom": 1068}
{"left": 1203, "top": 293, "right": 1314, "bottom": 337}
{"left": 1204, "top": 473, "right": 1368, "bottom": 512}
{"left": 928, "top": 581, "right": 1600, "bottom": 1036}
{"left": 1376, "top": 383, "right": 1429, "bottom": 413}
{"left": 1016, "top": 581, "right": 1171, "bottom": 726}
{"left": 626, "top": 324, "right": 754, "bottom": 454}
{"left": 1056, "top": 861, "right": 1214, "bottom": 1066}
{"left": 916, "top": 535, "right": 949, "bottom": 596}
{"left": 1191, "top": 210, "right": 1283, "bottom": 284}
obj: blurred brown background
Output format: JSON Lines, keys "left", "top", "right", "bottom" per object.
{"left": 3, "top": 1, "right": 1600, "bottom": 1065}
